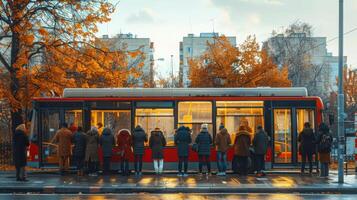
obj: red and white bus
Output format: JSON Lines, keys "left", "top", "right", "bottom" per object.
{"left": 28, "top": 87, "right": 323, "bottom": 170}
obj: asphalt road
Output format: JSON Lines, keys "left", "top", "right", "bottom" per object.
{"left": 0, "top": 194, "right": 355, "bottom": 200}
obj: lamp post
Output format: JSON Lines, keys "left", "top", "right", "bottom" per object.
{"left": 170, "top": 55, "right": 174, "bottom": 88}
{"left": 337, "top": 0, "right": 344, "bottom": 184}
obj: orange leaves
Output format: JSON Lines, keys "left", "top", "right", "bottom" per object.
{"left": 38, "top": 28, "right": 48, "bottom": 37}
{"left": 189, "top": 36, "right": 291, "bottom": 88}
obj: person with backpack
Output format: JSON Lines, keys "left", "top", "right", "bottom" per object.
{"left": 195, "top": 124, "right": 213, "bottom": 176}
{"left": 316, "top": 123, "right": 332, "bottom": 177}
{"left": 215, "top": 127, "right": 231, "bottom": 176}
{"left": 132, "top": 125, "right": 148, "bottom": 176}
{"left": 252, "top": 125, "right": 269, "bottom": 177}
{"left": 233, "top": 125, "right": 251, "bottom": 176}
{"left": 100, "top": 128, "right": 115, "bottom": 175}
{"left": 298, "top": 122, "right": 316, "bottom": 174}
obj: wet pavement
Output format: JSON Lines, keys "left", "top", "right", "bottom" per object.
{"left": 0, "top": 193, "right": 356, "bottom": 200}
{"left": 0, "top": 171, "right": 356, "bottom": 194}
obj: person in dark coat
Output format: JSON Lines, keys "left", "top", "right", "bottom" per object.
{"left": 149, "top": 127, "right": 166, "bottom": 175}
{"left": 132, "top": 125, "right": 148, "bottom": 176}
{"left": 174, "top": 126, "right": 192, "bottom": 176}
{"left": 100, "top": 128, "right": 115, "bottom": 175}
{"left": 316, "top": 123, "right": 332, "bottom": 177}
{"left": 215, "top": 127, "right": 231, "bottom": 176}
{"left": 298, "top": 122, "right": 316, "bottom": 174}
{"left": 72, "top": 126, "right": 86, "bottom": 176}
{"left": 85, "top": 127, "right": 100, "bottom": 176}
{"left": 252, "top": 125, "right": 269, "bottom": 176}
{"left": 13, "top": 124, "right": 29, "bottom": 181}
{"left": 195, "top": 124, "right": 213, "bottom": 175}
{"left": 233, "top": 125, "right": 251, "bottom": 176}
{"left": 117, "top": 129, "right": 132, "bottom": 176}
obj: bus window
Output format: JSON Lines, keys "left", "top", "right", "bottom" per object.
{"left": 65, "top": 110, "right": 82, "bottom": 131}
{"left": 178, "top": 101, "right": 213, "bottom": 142}
{"left": 135, "top": 108, "right": 174, "bottom": 146}
{"left": 216, "top": 101, "right": 264, "bottom": 142}
{"left": 91, "top": 110, "right": 131, "bottom": 135}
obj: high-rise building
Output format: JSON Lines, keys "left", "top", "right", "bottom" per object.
{"left": 179, "top": 33, "right": 236, "bottom": 87}
{"left": 264, "top": 33, "right": 347, "bottom": 96}
{"left": 98, "top": 33, "right": 154, "bottom": 87}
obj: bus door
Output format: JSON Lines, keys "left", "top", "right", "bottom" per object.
{"left": 273, "top": 108, "right": 315, "bottom": 165}
{"left": 40, "top": 109, "right": 61, "bottom": 166}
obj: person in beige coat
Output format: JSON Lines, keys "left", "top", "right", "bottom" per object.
{"left": 215, "top": 127, "right": 231, "bottom": 176}
{"left": 85, "top": 127, "right": 100, "bottom": 176}
{"left": 51, "top": 123, "right": 73, "bottom": 175}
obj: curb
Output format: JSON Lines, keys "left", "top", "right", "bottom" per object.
{"left": 1, "top": 185, "right": 357, "bottom": 194}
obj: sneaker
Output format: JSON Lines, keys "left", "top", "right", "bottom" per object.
{"left": 183, "top": 173, "right": 188, "bottom": 177}
{"left": 216, "top": 172, "right": 222, "bottom": 176}
{"left": 177, "top": 173, "right": 183, "bottom": 177}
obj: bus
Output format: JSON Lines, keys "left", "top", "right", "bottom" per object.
{"left": 28, "top": 87, "right": 323, "bottom": 170}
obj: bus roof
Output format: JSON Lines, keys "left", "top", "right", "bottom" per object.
{"left": 62, "top": 87, "right": 308, "bottom": 98}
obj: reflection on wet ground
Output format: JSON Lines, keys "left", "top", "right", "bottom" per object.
{"left": 0, "top": 193, "right": 356, "bottom": 200}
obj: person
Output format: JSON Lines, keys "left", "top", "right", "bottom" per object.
{"left": 218, "top": 123, "right": 225, "bottom": 131}
{"left": 298, "top": 122, "right": 316, "bottom": 174}
{"left": 69, "top": 123, "right": 78, "bottom": 133}
{"left": 100, "top": 128, "right": 115, "bottom": 175}
{"left": 97, "top": 122, "right": 104, "bottom": 135}
{"left": 85, "top": 127, "right": 100, "bottom": 176}
{"left": 174, "top": 126, "right": 192, "bottom": 177}
{"left": 51, "top": 123, "right": 73, "bottom": 175}
{"left": 195, "top": 124, "right": 213, "bottom": 175}
{"left": 234, "top": 125, "right": 251, "bottom": 176}
{"left": 13, "top": 124, "right": 29, "bottom": 181}
{"left": 316, "top": 123, "right": 332, "bottom": 177}
{"left": 252, "top": 125, "right": 269, "bottom": 176}
{"left": 132, "top": 125, "right": 148, "bottom": 176}
{"left": 149, "top": 127, "right": 166, "bottom": 175}
{"left": 72, "top": 126, "right": 86, "bottom": 176}
{"left": 215, "top": 127, "right": 231, "bottom": 176}
{"left": 117, "top": 129, "right": 133, "bottom": 176}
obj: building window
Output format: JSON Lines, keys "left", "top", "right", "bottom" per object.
{"left": 178, "top": 101, "right": 213, "bottom": 141}
{"left": 216, "top": 101, "right": 264, "bottom": 142}
{"left": 135, "top": 108, "right": 174, "bottom": 146}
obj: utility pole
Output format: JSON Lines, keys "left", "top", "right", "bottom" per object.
{"left": 337, "top": 0, "right": 344, "bottom": 184}
{"left": 171, "top": 55, "right": 174, "bottom": 88}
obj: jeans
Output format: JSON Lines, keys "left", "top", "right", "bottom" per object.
{"left": 121, "top": 159, "right": 129, "bottom": 175}
{"left": 301, "top": 152, "right": 313, "bottom": 173}
{"left": 16, "top": 166, "right": 26, "bottom": 180}
{"left": 153, "top": 159, "right": 164, "bottom": 174}
{"left": 178, "top": 156, "right": 188, "bottom": 173}
{"left": 237, "top": 156, "right": 248, "bottom": 175}
{"left": 134, "top": 154, "right": 143, "bottom": 173}
{"left": 103, "top": 157, "right": 111, "bottom": 174}
{"left": 320, "top": 162, "right": 329, "bottom": 177}
{"left": 216, "top": 152, "right": 227, "bottom": 172}
{"left": 198, "top": 155, "right": 211, "bottom": 173}
{"left": 254, "top": 154, "right": 265, "bottom": 173}
{"left": 88, "top": 160, "right": 98, "bottom": 174}
{"left": 74, "top": 156, "right": 85, "bottom": 171}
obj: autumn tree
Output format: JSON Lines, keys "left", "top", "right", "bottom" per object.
{"left": 188, "top": 35, "right": 290, "bottom": 87}
{"left": 0, "top": 1, "right": 144, "bottom": 132}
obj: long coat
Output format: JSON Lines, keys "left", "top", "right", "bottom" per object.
{"left": 72, "top": 131, "right": 86, "bottom": 158}
{"left": 100, "top": 128, "right": 115, "bottom": 158}
{"left": 174, "top": 126, "right": 192, "bottom": 157}
{"left": 52, "top": 128, "right": 73, "bottom": 157}
{"left": 316, "top": 131, "right": 332, "bottom": 163}
{"left": 234, "top": 131, "right": 251, "bottom": 157}
{"left": 298, "top": 128, "right": 316, "bottom": 155}
{"left": 132, "top": 126, "right": 148, "bottom": 155}
{"left": 195, "top": 129, "right": 212, "bottom": 156}
{"left": 117, "top": 129, "right": 133, "bottom": 160}
{"left": 149, "top": 130, "right": 166, "bottom": 159}
{"left": 13, "top": 129, "right": 29, "bottom": 168}
{"left": 85, "top": 130, "right": 99, "bottom": 162}
{"left": 252, "top": 130, "right": 269, "bottom": 155}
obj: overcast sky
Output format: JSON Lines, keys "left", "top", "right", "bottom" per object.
{"left": 97, "top": 0, "right": 357, "bottom": 77}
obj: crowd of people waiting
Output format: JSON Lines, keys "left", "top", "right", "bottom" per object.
{"left": 12, "top": 121, "right": 333, "bottom": 181}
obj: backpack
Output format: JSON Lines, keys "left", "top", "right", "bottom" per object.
{"left": 318, "top": 134, "right": 332, "bottom": 153}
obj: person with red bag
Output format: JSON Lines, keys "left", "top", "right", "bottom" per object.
{"left": 117, "top": 129, "right": 132, "bottom": 176}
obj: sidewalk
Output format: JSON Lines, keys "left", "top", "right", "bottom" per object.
{"left": 0, "top": 171, "right": 356, "bottom": 194}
